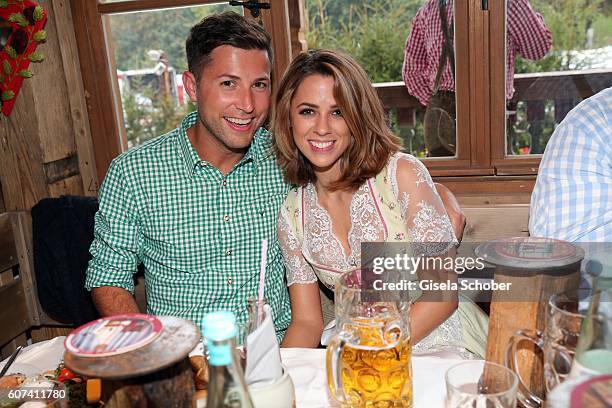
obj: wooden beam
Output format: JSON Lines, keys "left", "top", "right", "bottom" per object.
{"left": 97, "top": 0, "right": 224, "bottom": 14}
{"left": 44, "top": 155, "right": 80, "bottom": 184}
{"left": 455, "top": 0, "right": 472, "bottom": 162}
{"left": 468, "top": 0, "right": 491, "bottom": 169}
{"left": 51, "top": 0, "right": 98, "bottom": 196}
{"left": 32, "top": 0, "right": 76, "bottom": 166}
{"left": 435, "top": 175, "right": 536, "bottom": 195}
{"left": 0, "top": 216, "right": 18, "bottom": 274}
{"left": 0, "top": 278, "right": 30, "bottom": 347}
{"left": 0, "top": 80, "right": 48, "bottom": 210}
{"left": 374, "top": 82, "right": 421, "bottom": 109}
{"left": 287, "top": 0, "right": 307, "bottom": 57}
{"left": 489, "top": 0, "right": 507, "bottom": 162}
{"left": 70, "top": 0, "right": 123, "bottom": 184}
{"left": 11, "top": 212, "right": 42, "bottom": 326}
{"left": 261, "top": 0, "right": 292, "bottom": 83}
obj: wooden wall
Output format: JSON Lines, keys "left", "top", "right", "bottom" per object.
{"left": 0, "top": 0, "right": 97, "bottom": 212}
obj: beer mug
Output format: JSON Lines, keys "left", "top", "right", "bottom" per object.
{"left": 326, "top": 270, "right": 412, "bottom": 407}
{"left": 505, "top": 289, "right": 587, "bottom": 407}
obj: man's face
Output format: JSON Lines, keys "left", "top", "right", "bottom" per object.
{"left": 184, "top": 45, "right": 271, "bottom": 153}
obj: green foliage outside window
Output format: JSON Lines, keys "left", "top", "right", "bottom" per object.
{"left": 109, "top": 0, "right": 610, "bottom": 153}
{"left": 122, "top": 80, "right": 195, "bottom": 148}
{"left": 304, "top": 0, "right": 610, "bottom": 156}
{"left": 109, "top": 4, "right": 231, "bottom": 147}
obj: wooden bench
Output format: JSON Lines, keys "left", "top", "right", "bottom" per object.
{"left": 461, "top": 204, "right": 530, "bottom": 241}
{"left": 0, "top": 212, "right": 43, "bottom": 359}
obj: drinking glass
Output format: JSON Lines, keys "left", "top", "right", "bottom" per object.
{"left": 234, "top": 297, "right": 269, "bottom": 347}
{"left": 445, "top": 361, "right": 518, "bottom": 408}
{"left": 571, "top": 286, "right": 612, "bottom": 377}
{"left": 326, "top": 270, "right": 412, "bottom": 407}
{"left": 505, "top": 289, "right": 588, "bottom": 407}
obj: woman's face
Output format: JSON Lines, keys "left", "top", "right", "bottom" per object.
{"left": 289, "top": 74, "right": 351, "bottom": 179}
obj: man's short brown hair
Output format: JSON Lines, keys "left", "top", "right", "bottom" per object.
{"left": 186, "top": 12, "right": 272, "bottom": 81}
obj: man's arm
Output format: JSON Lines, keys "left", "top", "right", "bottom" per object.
{"left": 508, "top": 0, "right": 552, "bottom": 60}
{"left": 92, "top": 286, "right": 140, "bottom": 316}
{"left": 434, "top": 182, "right": 466, "bottom": 242}
{"left": 85, "top": 158, "right": 143, "bottom": 316}
{"left": 530, "top": 97, "right": 611, "bottom": 241}
{"left": 402, "top": 10, "right": 431, "bottom": 106}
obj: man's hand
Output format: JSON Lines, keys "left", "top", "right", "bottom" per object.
{"left": 434, "top": 182, "right": 466, "bottom": 242}
{"left": 91, "top": 286, "right": 140, "bottom": 316}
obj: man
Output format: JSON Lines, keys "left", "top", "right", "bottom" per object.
{"left": 86, "top": 12, "right": 465, "bottom": 339}
{"left": 530, "top": 87, "right": 611, "bottom": 242}
{"left": 86, "top": 12, "right": 292, "bottom": 337}
{"left": 403, "top": 0, "right": 552, "bottom": 156}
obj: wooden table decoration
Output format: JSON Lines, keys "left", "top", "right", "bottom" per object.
{"left": 64, "top": 315, "right": 200, "bottom": 407}
{"left": 476, "top": 237, "right": 584, "bottom": 400}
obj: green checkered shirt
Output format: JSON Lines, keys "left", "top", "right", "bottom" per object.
{"left": 86, "top": 111, "right": 292, "bottom": 338}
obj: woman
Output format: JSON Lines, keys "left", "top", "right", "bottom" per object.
{"left": 273, "top": 49, "right": 486, "bottom": 357}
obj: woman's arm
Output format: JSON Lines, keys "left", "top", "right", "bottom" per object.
{"left": 395, "top": 155, "right": 459, "bottom": 342}
{"left": 277, "top": 205, "right": 323, "bottom": 347}
{"left": 434, "top": 182, "right": 466, "bottom": 242}
{"left": 281, "top": 282, "right": 324, "bottom": 348}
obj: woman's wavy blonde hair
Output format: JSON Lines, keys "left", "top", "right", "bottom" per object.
{"left": 272, "top": 49, "right": 402, "bottom": 191}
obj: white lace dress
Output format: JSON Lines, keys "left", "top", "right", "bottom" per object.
{"left": 278, "top": 152, "right": 488, "bottom": 357}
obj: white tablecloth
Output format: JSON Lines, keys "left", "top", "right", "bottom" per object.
{"left": 2, "top": 338, "right": 466, "bottom": 407}
{"left": 282, "top": 348, "right": 466, "bottom": 407}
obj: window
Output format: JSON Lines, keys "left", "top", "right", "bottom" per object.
{"left": 72, "top": 0, "right": 291, "bottom": 181}
{"left": 303, "top": 0, "right": 456, "bottom": 159}
{"left": 491, "top": 0, "right": 612, "bottom": 176}
{"left": 73, "top": 0, "right": 611, "bottom": 194}
{"left": 303, "top": 0, "right": 473, "bottom": 177}
{"left": 106, "top": 3, "right": 234, "bottom": 148}
{"left": 504, "top": 0, "right": 612, "bottom": 157}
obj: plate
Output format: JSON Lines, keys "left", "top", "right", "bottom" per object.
{"left": 0, "top": 362, "right": 40, "bottom": 377}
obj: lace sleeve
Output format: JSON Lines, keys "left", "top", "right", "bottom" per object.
{"left": 278, "top": 206, "right": 318, "bottom": 286}
{"left": 392, "top": 154, "right": 457, "bottom": 254}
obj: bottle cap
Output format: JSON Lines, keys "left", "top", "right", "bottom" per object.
{"left": 202, "top": 311, "right": 237, "bottom": 342}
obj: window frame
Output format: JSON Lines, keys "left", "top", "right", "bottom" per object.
{"left": 72, "top": 0, "right": 557, "bottom": 196}
{"left": 71, "top": 0, "right": 292, "bottom": 182}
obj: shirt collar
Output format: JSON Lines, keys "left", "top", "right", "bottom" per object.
{"left": 178, "top": 111, "right": 202, "bottom": 176}
{"left": 178, "top": 111, "right": 273, "bottom": 177}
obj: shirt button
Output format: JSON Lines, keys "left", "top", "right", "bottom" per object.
{"left": 223, "top": 214, "right": 230, "bottom": 222}
{"left": 225, "top": 249, "right": 232, "bottom": 256}
{"left": 227, "top": 277, "right": 233, "bottom": 285}
{"left": 222, "top": 179, "right": 227, "bottom": 187}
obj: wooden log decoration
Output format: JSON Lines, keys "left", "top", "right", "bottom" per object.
{"left": 103, "top": 358, "right": 195, "bottom": 408}
{"left": 65, "top": 316, "right": 200, "bottom": 407}
{"left": 475, "top": 238, "right": 583, "bottom": 401}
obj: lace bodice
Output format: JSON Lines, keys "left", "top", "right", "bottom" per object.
{"left": 278, "top": 152, "right": 486, "bottom": 357}
{"left": 278, "top": 152, "right": 456, "bottom": 288}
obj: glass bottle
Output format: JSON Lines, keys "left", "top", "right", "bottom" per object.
{"left": 203, "top": 311, "right": 254, "bottom": 408}
{"left": 570, "top": 252, "right": 612, "bottom": 377}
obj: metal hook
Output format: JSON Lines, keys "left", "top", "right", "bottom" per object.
{"left": 228, "top": 0, "right": 271, "bottom": 18}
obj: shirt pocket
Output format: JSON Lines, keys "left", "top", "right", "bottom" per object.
{"left": 250, "top": 192, "right": 287, "bottom": 238}
{"left": 143, "top": 208, "right": 214, "bottom": 273}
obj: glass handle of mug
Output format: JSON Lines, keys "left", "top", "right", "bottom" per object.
{"left": 326, "top": 335, "right": 347, "bottom": 404}
{"left": 505, "top": 329, "right": 544, "bottom": 408}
